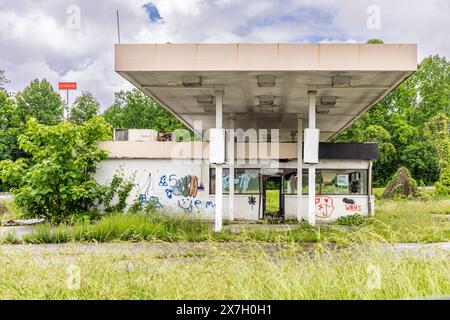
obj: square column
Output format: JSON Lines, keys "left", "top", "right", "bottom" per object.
{"left": 228, "top": 114, "right": 235, "bottom": 221}
{"left": 297, "top": 114, "right": 303, "bottom": 221}
{"left": 306, "top": 90, "right": 318, "bottom": 226}
{"left": 214, "top": 90, "right": 224, "bottom": 232}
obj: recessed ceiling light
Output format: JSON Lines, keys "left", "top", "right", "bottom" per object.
{"left": 317, "top": 106, "right": 330, "bottom": 114}
{"left": 204, "top": 105, "right": 216, "bottom": 113}
{"left": 332, "top": 76, "right": 351, "bottom": 88}
{"left": 257, "top": 75, "right": 276, "bottom": 87}
{"left": 253, "top": 105, "right": 279, "bottom": 113}
{"left": 320, "top": 96, "right": 337, "bottom": 106}
{"left": 259, "top": 95, "right": 274, "bottom": 105}
{"left": 182, "top": 75, "right": 202, "bottom": 87}
{"left": 197, "top": 95, "right": 214, "bottom": 105}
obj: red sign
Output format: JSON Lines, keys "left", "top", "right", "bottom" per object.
{"left": 58, "top": 82, "right": 77, "bottom": 90}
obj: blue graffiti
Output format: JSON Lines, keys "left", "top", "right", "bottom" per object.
{"left": 206, "top": 201, "right": 215, "bottom": 209}
{"left": 159, "top": 175, "right": 168, "bottom": 186}
{"left": 178, "top": 198, "right": 193, "bottom": 213}
{"left": 165, "top": 188, "right": 174, "bottom": 199}
{"left": 139, "top": 194, "right": 163, "bottom": 209}
{"left": 194, "top": 200, "right": 202, "bottom": 211}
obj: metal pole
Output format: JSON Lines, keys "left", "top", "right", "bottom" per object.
{"left": 116, "top": 10, "right": 121, "bottom": 44}
{"left": 66, "top": 90, "right": 69, "bottom": 119}
{"left": 307, "top": 91, "right": 317, "bottom": 226}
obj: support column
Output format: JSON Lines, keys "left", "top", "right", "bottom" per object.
{"left": 214, "top": 90, "right": 224, "bottom": 232}
{"left": 297, "top": 114, "right": 303, "bottom": 221}
{"left": 307, "top": 91, "right": 317, "bottom": 226}
{"left": 228, "top": 114, "right": 235, "bottom": 221}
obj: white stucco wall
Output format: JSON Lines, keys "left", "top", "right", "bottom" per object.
{"left": 94, "top": 158, "right": 371, "bottom": 221}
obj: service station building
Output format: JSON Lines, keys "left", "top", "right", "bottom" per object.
{"left": 94, "top": 43, "right": 417, "bottom": 231}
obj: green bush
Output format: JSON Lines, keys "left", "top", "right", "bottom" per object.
{"left": 0, "top": 117, "right": 133, "bottom": 222}
{"left": 336, "top": 214, "right": 366, "bottom": 226}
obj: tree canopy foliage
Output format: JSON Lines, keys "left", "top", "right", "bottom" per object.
{"left": 335, "top": 55, "right": 450, "bottom": 186}
{"left": 0, "top": 117, "right": 112, "bottom": 220}
{"left": 69, "top": 91, "right": 100, "bottom": 124}
{"left": 102, "top": 89, "right": 186, "bottom": 132}
{"left": 15, "top": 79, "right": 64, "bottom": 125}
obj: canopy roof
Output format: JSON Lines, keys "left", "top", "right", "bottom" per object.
{"left": 116, "top": 43, "right": 417, "bottom": 141}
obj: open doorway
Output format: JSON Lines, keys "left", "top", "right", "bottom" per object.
{"left": 261, "top": 175, "right": 285, "bottom": 221}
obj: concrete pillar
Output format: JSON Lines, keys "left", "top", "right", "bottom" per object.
{"left": 297, "top": 114, "right": 303, "bottom": 221}
{"left": 228, "top": 114, "right": 235, "bottom": 221}
{"left": 214, "top": 90, "right": 224, "bottom": 232}
{"left": 307, "top": 91, "right": 317, "bottom": 226}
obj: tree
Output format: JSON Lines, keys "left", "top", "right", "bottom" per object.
{"left": 335, "top": 55, "right": 449, "bottom": 186}
{"left": 69, "top": 91, "right": 101, "bottom": 124}
{"left": 0, "top": 116, "right": 112, "bottom": 220}
{"left": 15, "top": 79, "right": 64, "bottom": 125}
{"left": 367, "top": 39, "right": 384, "bottom": 44}
{"left": 103, "top": 89, "right": 186, "bottom": 132}
{"left": 0, "top": 70, "right": 10, "bottom": 92}
{"left": 425, "top": 113, "right": 450, "bottom": 195}
{"left": 0, "top": 91, "right": 22, "bottom": 192}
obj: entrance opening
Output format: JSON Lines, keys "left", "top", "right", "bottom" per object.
{"left": 261, "top": 175, "right": 285, "bottom": 221}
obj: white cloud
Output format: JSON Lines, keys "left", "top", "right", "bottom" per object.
{"left": 0, "top": 0, "right": 448, "bottom": 109}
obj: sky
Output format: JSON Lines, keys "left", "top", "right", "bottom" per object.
{"left": 0, "top": 0, "right": 449, "bottom": 109}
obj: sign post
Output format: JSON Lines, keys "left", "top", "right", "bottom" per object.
{"left": 58, "top": 82, "right": 77, "bottom": 118}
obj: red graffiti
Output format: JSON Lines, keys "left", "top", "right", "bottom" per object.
{"left": 315, "top": 196, "right": 334, "bottom": 218}
{"left": 345, "top": 204, "right": 362, "bottom": 212}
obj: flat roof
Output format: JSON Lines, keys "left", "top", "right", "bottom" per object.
{"left": 115, "top": 43, "right": 417, "bottom": 141}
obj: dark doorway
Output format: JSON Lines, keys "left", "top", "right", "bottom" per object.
{"left": 261, "top": 175, "right": 285, "bottom": 221}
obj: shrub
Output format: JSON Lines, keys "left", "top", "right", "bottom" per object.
{"left": 0, "top": 117, "right": 133, "bottom": 222}
{"left": 336, "top": 214, "right": 366, "bottom": 226}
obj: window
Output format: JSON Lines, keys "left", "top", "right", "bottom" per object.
{"left": 283, "top": 169, "right": 368, "bottom": 195}
{"left": 210, "top": 168, "right": 260, "bottom": 194}
{"left": 319, "top": 170, "right": 367, "bottom": 195}
{"left": 284, "top": 170, "right": 320, "bottom": 195}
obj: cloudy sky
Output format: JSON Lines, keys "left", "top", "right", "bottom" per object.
{"left": 0, "top": 0, "right": 449, "bottom": 109}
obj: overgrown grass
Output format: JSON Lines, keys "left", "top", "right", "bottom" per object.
{"left": 14, "top": 199, "right": 449, "bottom": 245}
{"left": 0, "top": 201, "right": 18, "bottom": 221}
{"left": 0, "top": 243, "right": 448, "bottom": 299}
{"left": 266, "top": 190, "right": 280, "bottom": 212}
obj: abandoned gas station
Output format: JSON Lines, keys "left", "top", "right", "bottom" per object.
{"left": 94, "top": 43, "right": 417, "bottom": 231}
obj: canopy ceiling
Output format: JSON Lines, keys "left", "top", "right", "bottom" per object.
{"left": 116, "top": 43, "right": 417, "bottom": 141}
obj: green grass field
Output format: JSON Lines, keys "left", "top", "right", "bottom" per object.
{"left": 1, "top": 198, "right": 449, "bottom": 300}
{"left": 2, "top": 198, "right": 448, "bottom": 245}
{"left": 0, "top": 243, "right": 448, "bottom": 299}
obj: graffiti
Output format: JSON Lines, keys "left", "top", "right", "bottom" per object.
{"left": 315, "top": 196, "right": 334, "bottom": 218}
{"left": 345, "top": 204, "right": 362, "bottom": 212}
{"left": 248, "top": 195, "right": 257, "bottom": 209}
{"left": 177, "top": 198, "right": 205, "bottom": 214}
{"left": 140, "top": 194, "right": 164, "bottom": 209}
{"left": 342, "top": 198, "right": 355, "bottom": 204}
{"left": 138, "top": 171, "right": 214, "bottom": 213}
{"left": 206, "top": 201, "right": 215, "bottom": 209}
{"left": 236, "top": 174, "right": 252, "bottom": 192}
{"left": 342, "top": 198, "right": 362, "bottom": 212}
{"left": 178, "top": 198, "right": 193, "bottom": 213}
{"left": 160, "top": 174, "right": 199, "bottom": 198}
{"left": 159, "top": 175, "right": 169, "bottom": 187}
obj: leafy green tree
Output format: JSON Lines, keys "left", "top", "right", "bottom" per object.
{"left": 366, "top": 39, "right": 384, "bottom": 44}
{"left": 15, "top": 79, "right": 64, "bottom": 125}
{"left": 69, "top": 91, "right": 100, "bottom": 124}
{"left": 335, "top": 55, "right": 449, "bottom": 186}
{"left": 425, "top": 113, "right": 450, "bottom": 195}
{"left": 0, "top": 116, "right": 112, "bottom": 220}
{"left": 103, "top": 89, "right": 186, "bottom": 132}
{"left": 0, "top": 70, "right": 9, "bottom": 91}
